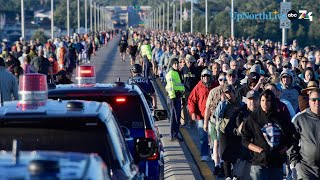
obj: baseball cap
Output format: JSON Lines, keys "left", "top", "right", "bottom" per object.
{"left": 246, "top": 90, "right": 259, "bottom": 99}
{"left": 223, "top": 84, "right": 235, "bottom": 93}
{"left": 191, "top": 46, "right": 196, "bottom": 51}
{"left": 226, "top": 69, "right": 237, "bottom": 76}
{"left": 282, "top": 61, "right": 292, "bottom": 69}
{"left": 200, "top": 53, "right": 207, "bottom": 58}
{"left": 185, "top": 54, "right": 196, "bottom": 62}
{"left": 201, "top": 69, "right": 212, "bottom": 76}
{"left": 248, "top": 72, "right": 260, "bottom": 81}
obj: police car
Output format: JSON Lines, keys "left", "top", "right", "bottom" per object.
{"left": 0, "top": 143, "right": 111, "bottom": 179}
{"left": 48, "top": 65, "right": 166, "bottom": 180}
{"left": 0, "top": 74, "right": 158, "bottom": 179}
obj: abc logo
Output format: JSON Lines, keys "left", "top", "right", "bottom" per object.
{"left": 287, "top": 10, "right": 298, "bottom": 20}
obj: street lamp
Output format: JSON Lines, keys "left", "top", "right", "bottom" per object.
{"left": 180, "top": 0, "right": 182, "bottom": 32}
{"left": 94, "top": 1, "right": 97, "bottom": 32}
{"left": 205, "top": 0, "right": 207, "bottom": 34}
{"left": 51, "top": 0, "right": 54, "bottom": 39}
{"left": 191, "top": 0, "right": 193, "bottom": 33}
{"left": 163, "top": 3, "right": 165, "bottom": 31}
{"left": 231, "top": 0, "right": 234, "bottom": 39}
{"left": 21, "top": 0, "right": 25, "bottom": 38}
{"left": 85, "top": 0, "right": 87, "bottom": 33}
{"left": 77, "top": 0, "right": 80, "bottom": 34}
{"left": 90, "top": 0, "right": 92, "bottom": 32}
{"left": 167, "top": 1, "right": 169, "bottom": 30}
{"left": 67, "top": 0, "right": 70, "bottom": 37}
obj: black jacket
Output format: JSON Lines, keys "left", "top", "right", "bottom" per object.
{"left": 181, "top": 65, "right": 200, "bottom": 92}
{"left": 242, "top": 107, "right": 296, "bottom": 168}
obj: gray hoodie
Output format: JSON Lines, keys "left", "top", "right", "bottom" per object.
{"left": 289, "top": 108, "right": 320, "bottom": 179}
{"left": 279, "top": 69, "right": 301, "bottom": 111}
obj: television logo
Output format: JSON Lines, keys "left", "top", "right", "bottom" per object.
{"left": 287, "top": 10, "right": 313, "bottom": 21}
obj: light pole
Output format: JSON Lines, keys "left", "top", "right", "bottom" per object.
{"left": 163, "top": 3, "right": 165, "bottom": 31}
{"left": 90, "top": 0, "right": 92, "bottom": 32}
{"left": 282, "top": 0, "right": 287, "bottom": 45}
{"left": 77, "top": 0, "right": 80, "bottom": 34}
{"left": 167, "top": 1, "right": 169, "bottom": 31}
{"left": 231, "top": 0, "right": 234, "bottom": 39}
{"left": 159, "top": 6, "right": 161, "bottom": 30}
{"left": 180, "top": 0, "right": 182, "bottom": 32}
{"left": 94, "top": 1, "right": 97, "bottom": 32}
{"left": 97, "top": 4, "right": 99, "bottom": 31}
{"left": 67, "top": 0, "right": 70, "bottom": 37}
{"left": 85, "top": 0, "right": 87, "bottom": 33}
{"left": 21, "top": 0, "right": 25, "bottom": 39}
{"left": 205, "top": 0, "right": 207, "bottom": 34}
{"left": 173, "top": 2, "right": 175, "bottom": 32}
{"left": 51, "top": 0, "right": 54, "bottom": 39}
{"left": 191, "top": 0, "right": 193, "bottom": 33}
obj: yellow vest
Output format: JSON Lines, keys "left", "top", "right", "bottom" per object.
{"left": 165, "top": 69, "right": 185, "bottom": 99}
{"left": 140, "top": 44, "right": 152, "bottom": 60}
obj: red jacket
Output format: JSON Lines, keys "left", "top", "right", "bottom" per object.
{"left": 188, "top": 80, "right": 218, "bottom": 120}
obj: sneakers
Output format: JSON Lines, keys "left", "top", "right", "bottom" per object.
{"left": 201, "top": 156, "right": 210, "bottom": 162}
{"left": 213, "top": 166, "right": 224, "bottom": 177}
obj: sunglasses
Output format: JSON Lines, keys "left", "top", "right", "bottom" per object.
{"left": 309, "top": 98, "right": 320, "bottom": 102}
{"left": 202, "top": 75, "right": 210, "bottom": 77}
{"left": 179, "top": 61, "right": 185, "bottom": 63}
{"left": 301, "top": 61, "right": 308, "bottom": 63}
{"left": 218, "top": 78, "right": 226, "bottom": 81}
{"left": 283, "top": 66, "right": 291, "bottom": 68}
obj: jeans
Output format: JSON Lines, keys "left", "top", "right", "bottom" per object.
{"left": 196, "top": 119, "right": 209, "bottom": 156}
{"left": 250, "top": 165, "right": 283, "bottom": 180}
{"left": 169, "top": 97, "right": 181, "bottom": 139}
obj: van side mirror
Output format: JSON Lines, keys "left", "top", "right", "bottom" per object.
{"left": 153, "top": 110, "right": 167, "bottom": 121}
{"left": 134, "top": 138, "right": 157, "bottom": 159}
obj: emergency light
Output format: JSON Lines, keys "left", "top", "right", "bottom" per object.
{"left": 76, "top": 65, "right": 96, "bottom": 85}
{"left": 18, "top": 74, "right": 48, "bottom": 109}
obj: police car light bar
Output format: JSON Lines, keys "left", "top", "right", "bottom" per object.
{"left": 76, "top": 65, "right": 96, "bottom": 85}
{"left": 116, "top": 97, "right": 126, "bottom": 103}
{"left": 18, "top": 74, "right": 48, "bottom": 109}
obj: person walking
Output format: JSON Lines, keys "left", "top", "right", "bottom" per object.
{"left": 118, "top": 35, "right": 128, "bottom": 62}
{"left": 165, "top": 58, "right": 185, "bottom": 142}
{"left": 128, "top": 64, "right": 157, "bottom": 109}
{"left": 241, "top": 89, "right": 296, "bottom": 180}
{"left": 188, "top": 69, "right": 218, "bottom": 161}
{"left": 0, "top": 57, "right": 18, "bottom": 101}
{"left": 289, "top": 88, "right": 320, "bottom": 180}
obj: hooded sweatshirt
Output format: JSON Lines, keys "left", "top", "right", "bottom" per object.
{"left": 242, "top": 91, "right": 296, "bottom": 168}
{"left": 279, "top": 69, "right": 301, "bottom": 112}
{"left": 289, "top": 108, "right": 320, "bottom": 179}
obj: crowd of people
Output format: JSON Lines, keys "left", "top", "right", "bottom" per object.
{"left": 124, "top": 30, "right": 319, "bottom": 180}
{"left": 1, "top": 27, "right": 319, "bottom": 180}
{"left": 0, "top": 30, "right": 117, "bottom": 101}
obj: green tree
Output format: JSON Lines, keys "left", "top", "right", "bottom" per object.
{"left": 31, "top": 29, "right": 48, "bottom": 44}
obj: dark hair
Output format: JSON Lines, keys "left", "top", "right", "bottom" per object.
{"left": 303, "top": 67, "right": 315, "bottom": 81}
{"left": 259, "top": 89, "right": 277, "bottom": 113}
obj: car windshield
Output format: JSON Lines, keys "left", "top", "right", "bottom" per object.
{"left": 0, "top": 117, "right": 116, "bottom": 166}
